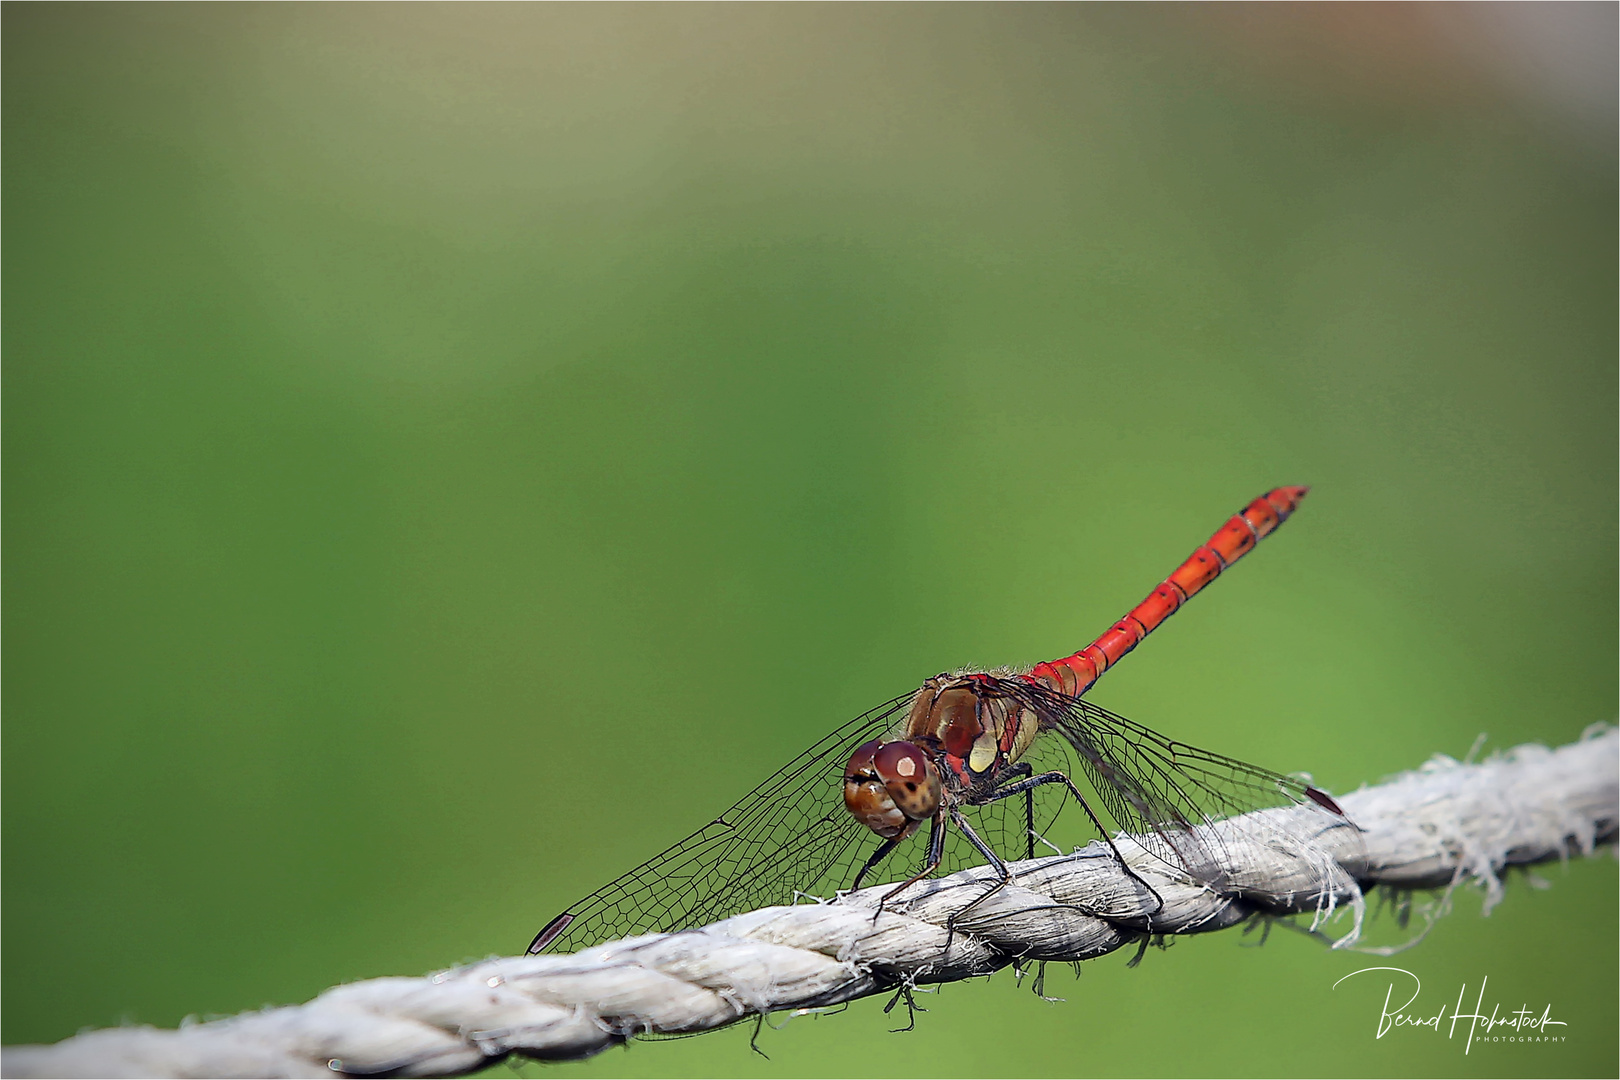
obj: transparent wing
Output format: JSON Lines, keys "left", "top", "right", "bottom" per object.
{"left": 1025, "top": 687, "right": 1359, "bottom": 888}
{"left": 527, "top": 694, "right": 917, "bottom": 954}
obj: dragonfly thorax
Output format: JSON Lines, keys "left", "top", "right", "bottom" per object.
{"left": 904, "top": 672, "right": 1044, "bottom": 782}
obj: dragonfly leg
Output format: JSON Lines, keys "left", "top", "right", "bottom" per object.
{"left": 980, "top": 770, "right": 1167, "bottom": 921}
{"left": 882, "top": 983, "right": 927, "bottom": 1033}
{"left": 849, "top": 834, "right": 907, "bottom": 893}
{"left": 868, "top": 811, "right": 948, "bottom": 922}
{"left": 1025, "top": 787, "right": 1036, "bottom": 861}
{"left": 938, "top": 807, "right": 1016, "bottom": 929}
{"left": 985, "top": 760, "right": 1040, "bottom": 861}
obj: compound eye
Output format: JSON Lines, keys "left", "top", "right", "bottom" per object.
{"left": 872, "top": 740, "right": 926, "bottom": 783}
{"left": 844, "top": 740, "right": 907, "bottom": 837}
{"left": 873, "top": 741, "right": 942, "bottom": 820}
{"left": 845, "top": 739, "right": 882, "bottom": 779}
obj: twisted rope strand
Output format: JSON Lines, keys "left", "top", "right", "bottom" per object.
{"left": 5, "top": 727, "right": 1615, "bottom": 1080}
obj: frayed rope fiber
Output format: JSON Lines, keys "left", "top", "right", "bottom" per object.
{"left": 6, "top": 726, "right": 1615, "bottom": 1080}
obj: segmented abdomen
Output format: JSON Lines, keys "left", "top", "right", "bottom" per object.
{"left": 1030, "top": 486, "right": 1309, "bottom": 698}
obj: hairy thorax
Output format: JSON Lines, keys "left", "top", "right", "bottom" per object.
{"left": 901, "top": 668, "right": 1049, "bottom": 789}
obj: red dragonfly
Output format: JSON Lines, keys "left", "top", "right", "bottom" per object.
{"left": 528, "top": 487, "right": 1351, "bottom": 954}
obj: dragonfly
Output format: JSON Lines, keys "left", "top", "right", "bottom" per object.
{"left": 528, "top": 486, "right": 1352, "bottom": 955}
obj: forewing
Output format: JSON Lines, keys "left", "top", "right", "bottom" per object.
{"left": 529, "top": 694, "right": 914, "bottom": 954}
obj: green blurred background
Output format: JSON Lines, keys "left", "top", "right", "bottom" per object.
{"left": 4, "top": 4, "right": 1615, "bottom": 1076}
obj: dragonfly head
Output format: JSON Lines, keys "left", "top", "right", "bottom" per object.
{"left": 843, "top": 738, "right": 942, "bottom": 838}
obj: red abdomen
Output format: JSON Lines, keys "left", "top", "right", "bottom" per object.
{"left": 1031, "top": 487, "right": 1309, "bottom": 697}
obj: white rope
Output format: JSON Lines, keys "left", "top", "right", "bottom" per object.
{"left": 5, "top": 726, "right": 1615, "bottom": 1080}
